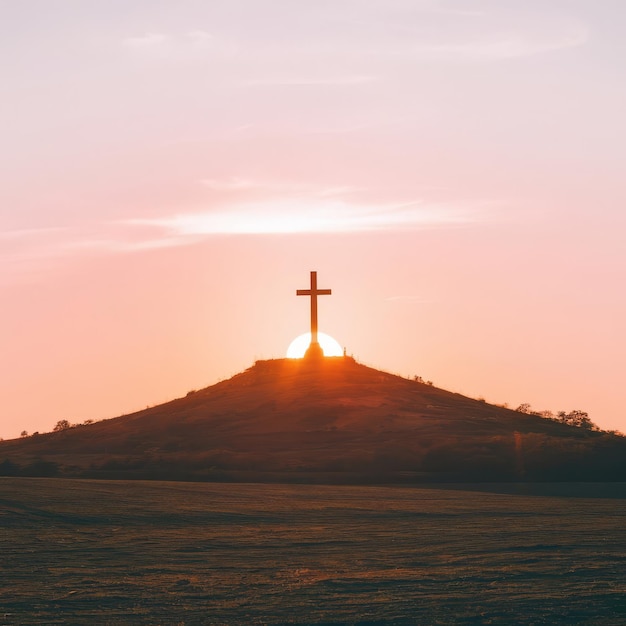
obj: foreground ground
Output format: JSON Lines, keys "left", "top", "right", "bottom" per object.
{"left": 1, "top": 479, "right": 625, "bottom": 625}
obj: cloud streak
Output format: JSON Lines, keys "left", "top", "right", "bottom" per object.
{"left": 405, "top": 29, "right": 588, "bottom": 61}
{"left": 0, "top": 181, "right": 490, "bottom": 281}
{"left": 123, "top": 30, "right": 213, "bottom": 48}
{"left": 244, "top": 75, "right": 378, "bottom": 87}
{"left": 123, "top": 32, "right": 170, "bottom": 47}
{"left": 0, "top": 227, "right": 69, "bottom": 241}
{"left": 198, "top": 178, "right": 362, "bottom": 196}
{"left": 122, "top": 6, "right": 587, "bottom": 73}
{"left": 125, "top": 197, "right": 477, "bottom": 237}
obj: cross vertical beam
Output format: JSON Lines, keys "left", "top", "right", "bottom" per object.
{"left": 296, "top": 271, "right": 332, "bottom": 353}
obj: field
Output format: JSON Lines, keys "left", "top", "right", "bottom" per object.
{"left": 1, "top": 479, "right": 626, "bottom": 625}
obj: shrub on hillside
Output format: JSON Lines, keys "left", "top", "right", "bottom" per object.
{"left": 0, "top": 459, "right": 20, "bottom": 476}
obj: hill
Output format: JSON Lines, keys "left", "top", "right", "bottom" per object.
{"left": 2, "top": 357, "right": 625, "bottom": 482}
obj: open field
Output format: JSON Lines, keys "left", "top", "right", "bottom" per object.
{"left": 1, "top": 479, "right": 626, "bottom": 625}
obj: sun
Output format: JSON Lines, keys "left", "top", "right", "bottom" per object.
{"left": 286, "top": 332, "right": 343, "bottom": 358}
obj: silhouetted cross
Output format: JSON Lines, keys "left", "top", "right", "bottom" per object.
{"left": 296, "top": 271, "right": 331, "bottom": 350}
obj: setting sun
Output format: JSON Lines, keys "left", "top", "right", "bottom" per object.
{"left": 286, "top": 332, "right": 343, "bottom": 358}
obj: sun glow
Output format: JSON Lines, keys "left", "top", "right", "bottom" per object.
{"left": 286, "top": 332, "right": 343, "bottom": 358}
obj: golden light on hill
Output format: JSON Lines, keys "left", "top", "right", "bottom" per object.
{"left": 286, "top": 332, "right": 343, "bottom": 358}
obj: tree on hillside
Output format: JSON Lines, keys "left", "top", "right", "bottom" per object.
{"left": 53, "top": 420, "right": 72, "bottom": 432}
{"left": 0, "top": 460, "right": 20, "bottom": 476}
{"left": 20, "top": 430, "right": 28, "bottom": 438}
{"left": 557, "top": 410, "right": 596, "bottom": 430}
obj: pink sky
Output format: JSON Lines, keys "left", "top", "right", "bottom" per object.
{"left": 2, "top": 0, "right": 626, "bottom": 439}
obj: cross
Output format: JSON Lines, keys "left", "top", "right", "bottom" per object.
{"left": 296, "top": 271, "right": 331, "bottom": 353}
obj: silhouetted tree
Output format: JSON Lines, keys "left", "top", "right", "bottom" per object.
{"left": 20, "top": 430, "right": 28, "bottom": 437}
{"left": 24, "top": 460, "right": 59, "bottom": 477}
{"left": 0, "top": 460, "right": 20, "bottom": 476}
{"left": 53, "top": 420, "right": 72, "bottom": 432}
{"left": 557, "top": 410, "right": 596, "bottom": 430}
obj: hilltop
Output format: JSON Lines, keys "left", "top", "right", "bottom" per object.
{"left": 1, "top": 358, "right": 625, "bottom": 483}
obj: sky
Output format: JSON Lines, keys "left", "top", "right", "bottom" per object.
{"left": 1, "top": 0, "right": 626, "bottom": 439}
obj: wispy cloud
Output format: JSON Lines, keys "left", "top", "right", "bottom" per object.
{"left": 407, "top": 29, "right": 588, "bottom": 61}
{"left": 0, "top": 224, "right": 200, "bottom": 276}
{"left": 124, "top": 197, "right": 477, "bottom": 238}
{"left": 122, "top": 7, "right": 587, "bottom": 73}
{"left": 0, "top": 185, "right": 487, "bottom": 279}
{"left": 1, "top": 227, "right": 72, "bottom": 262}
{"left": 1, "top": 227, "right": 82, "bottom": 280}
{"left": 122, "top": 30, "right": 220, "bottom": 61}
{"left": 198, "top": 178, "right": 363, "bottom": 197}
{"left": 123, "top": 32, "right": 170, "bottom": 47}
{"left": 71, "top": 236, "right": 212, "bottom": 255}
{"left": 124, "top": 30, "right": 213, "bottom": 48}
{"left": 199, "top": 177, "right": 259, "bottom": 191}
{"left": 244, "top": 75, "right": 378, "bottom": 87}
{"left": 0, "top": 227, "right": 69, "bottom": 240}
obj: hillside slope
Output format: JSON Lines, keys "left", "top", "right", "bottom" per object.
{"left": 2, "top": 358, "right": 624, "bottom": 482}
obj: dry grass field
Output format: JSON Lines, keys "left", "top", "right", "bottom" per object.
{"left": 1, "top": 478, "right": 626, "bottom": 625}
